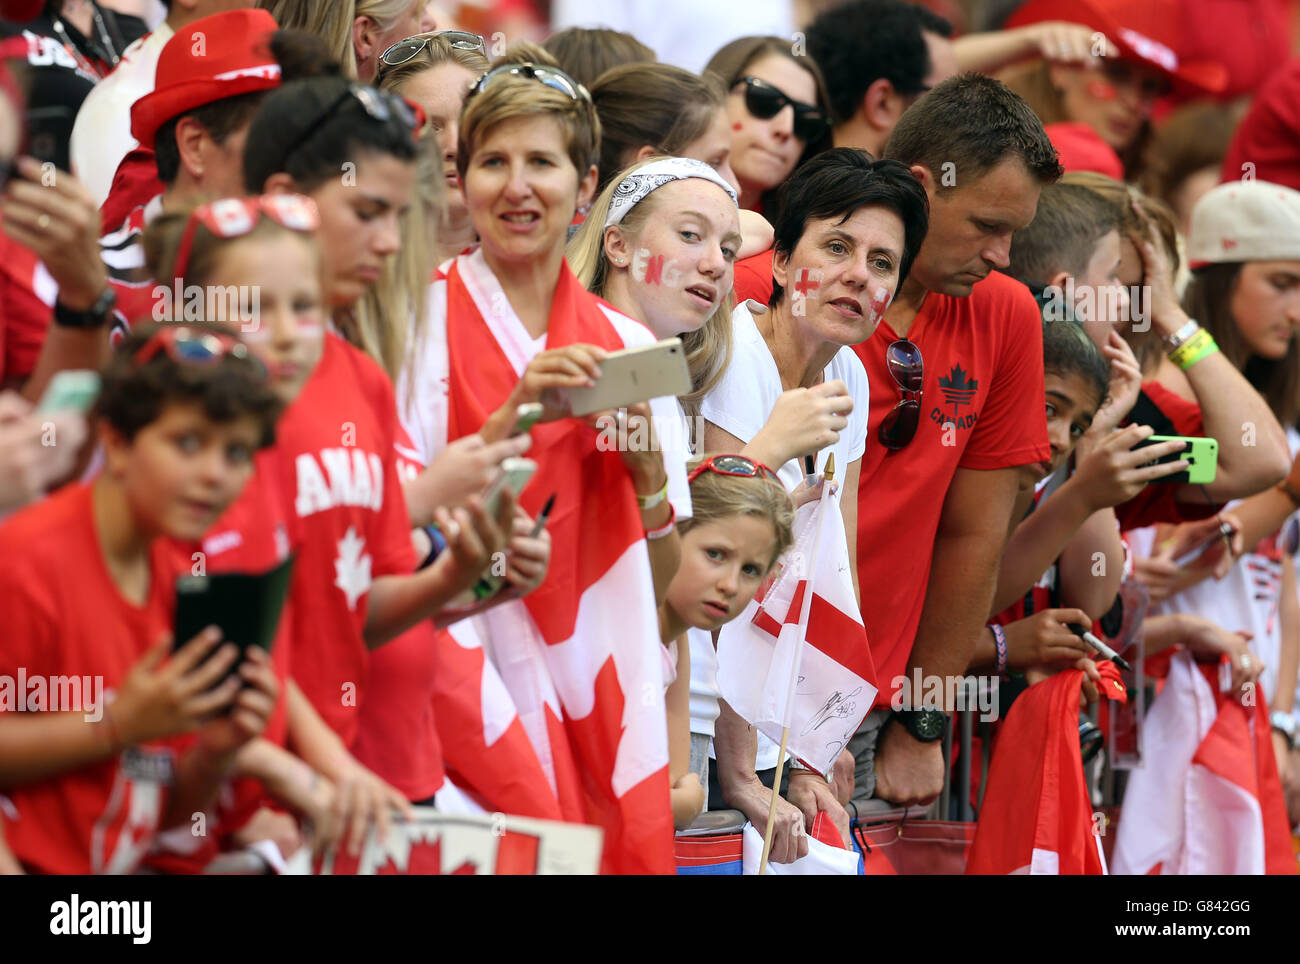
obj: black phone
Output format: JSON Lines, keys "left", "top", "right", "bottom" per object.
{"left": 173, "top": 556, "right": 294, "bottom": 684}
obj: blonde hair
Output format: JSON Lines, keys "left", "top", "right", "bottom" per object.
{"left": 378, "top": 32, "right": 491, "bottom": 91}
{"left": 457, "top": 42, "right": 600, "bottom": 181}
{"left": 260, "top": 0, "right": 420, "bottom": 81}
{"left": 679, "top": 457, "right": 795, "bottom": 571}
{"left": 567, "top": 156, "right": 735, "bottom": 421}
{"left": 1061, "top": 170, "right": 1181, "bottom": 373}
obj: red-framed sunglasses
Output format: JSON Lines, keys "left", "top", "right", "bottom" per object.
{"left": 172, "top": 194, "right": 321, "bottom": 284}
{"left": 133, "top": 325, "right": 257, "bottom": 370}
{"left": 688, "top": 454, "right": 781, "bottom": 485}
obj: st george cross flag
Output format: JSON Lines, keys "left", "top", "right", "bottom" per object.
{"left": 1111, "top": 650, "right": 1294, "bottom": 875}
{"left": 717, "top": 491, "right": 877, "bottom": 775}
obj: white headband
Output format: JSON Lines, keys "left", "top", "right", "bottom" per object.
{"left": 603, "top": 157, "right": 739, "bottom": 229}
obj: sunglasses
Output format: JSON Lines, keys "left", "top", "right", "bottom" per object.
{"left": 377, "top": 30, "right": 487, "bottom": 82}
{"left": 735, "top": 77, "right": 830, "bottom": 144}
{"left": 172, "top": 194, "right": 320, "bottom": 287}
{"left": 469, "top": 62, "right": 591, "bottom": 103}
{"left": 688, "top": 454, "right": 781, "bottom": 485}
{"left": 878, "top": 338, "right": 924, "bottom": 451}
{"left": 289, "top": 84, "right": 425, "bottom": 167}
{"left": 133, "top": 325, "right": 256, "bottom": 369}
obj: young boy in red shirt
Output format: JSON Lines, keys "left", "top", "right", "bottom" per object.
{"left": 0, "top": 322, "right": 281, "bottom": 874}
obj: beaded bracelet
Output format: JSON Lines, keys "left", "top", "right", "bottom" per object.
{"left": 990, "top": 623, "right": 1008, "bottom": 676}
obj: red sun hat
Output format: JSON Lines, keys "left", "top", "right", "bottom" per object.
{"left": 130, "top": 9, "right": 281, "bottom": 149}
{"left": 1006, "top": 0, "right": 1228, "bottom": 95}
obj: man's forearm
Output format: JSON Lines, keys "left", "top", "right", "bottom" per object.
{"left": 713, "top": 700, "right": 759, "bottom": 796}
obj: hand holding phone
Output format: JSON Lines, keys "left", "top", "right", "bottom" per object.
{"left": 565, "top": 338, "right": 690, "bottom": 416}
{"left": 1131, "top": 433, "right": 1218, "bottom": 485}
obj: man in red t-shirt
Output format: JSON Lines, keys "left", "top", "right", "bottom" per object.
{"left": 851, "top": 75, "right": 1058, "bottom": 807}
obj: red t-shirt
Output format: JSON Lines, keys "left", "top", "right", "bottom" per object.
{"left": 1115, "top": 380, "right": 1218, "bottom": 531}
{"left": 853, "top": 271, "right": 1051, "bottom": 708}
{"left": 350, "top": 421, "right": 445, "bottom": 802}
{"left": 272, "top": 334, "right": 417, "bottom": 744}
{"left": 0, "top": 483, "right": 184, "bottom": 874}
{"left": 0, "top": 226, "right": 53, "bottom": 384}
{"left": 1220, "top": 57, "right": 1300, "bottom": 192}
{"left": 733, "top": 250, "right": 777, "bottom": 306}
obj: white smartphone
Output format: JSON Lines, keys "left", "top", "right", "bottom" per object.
{"left": 36, "top": 370, "right": 100, "bottom": 414}
{"left": 480, "top": 456, "right": 536, "bottom": 516}
{"left": 565, "top": 338, "right": 691, "bottom": 416}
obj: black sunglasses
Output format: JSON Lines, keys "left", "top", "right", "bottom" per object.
{"left": 377, "top": 30, "right": 487, "bottom": 82}
{"left": 288, "top": 84, "right": 421, "bottom": 168}
{"left": 878, "top": 338, "right": 923, "bottom": 451}
{"left": 735, "top": 76, "right": 830, "bottom": 144}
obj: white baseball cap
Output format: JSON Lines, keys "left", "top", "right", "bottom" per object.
{"left": 1187, "top": 180, "right": 1300, "bottom": 269}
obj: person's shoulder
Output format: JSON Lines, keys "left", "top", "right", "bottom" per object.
{"left": 593, "top": 298, "right": 656, "bottom": 348}
{"left": 329, "top": 334, "right": 398, "bottom": 402}
{"left": 0, "top": 484, "right": 90, "bottom": 568}
{"left": 830, "top": 342, "right": 869, "bottom": 388}
{"left": 969, "top": 270, "right": 1038, "bottom": 311}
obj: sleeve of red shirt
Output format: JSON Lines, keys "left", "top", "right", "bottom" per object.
{"left": 732, "top": 250, "right": 775, "bottom": 307}
{"left": 959, "top": 278, "right": 1050, "bottom": 471}
{"left": 0, "top": 232, "right": 53, "bottom": 384}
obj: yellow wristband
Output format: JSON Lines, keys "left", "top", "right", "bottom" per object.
{"left": 636, "top": 481, "right": 669, "bottom": 510}
{"left": 1169, "top": 328, "right": 1217, "bottom": 370}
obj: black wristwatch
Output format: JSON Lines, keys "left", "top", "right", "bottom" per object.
{"left": 54, "top": 287, "right": 117, "bottom": 329}
{"left": 891, "top": 707, "right": 947, "bottom": 743}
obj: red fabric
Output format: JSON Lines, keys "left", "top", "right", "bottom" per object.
{"left": 442, "top": 259, "right": 674, "bottom": 875}
{"left": 733, "top": 250, "right": 775, "bottom": 306}
{"left": 350, "top": 421, "right": 445, "bottom": 802}
{"left": 1220, "top": 58, "right": 1300, "bottom": 192}
{"left": 966, "top": 660, "right": 1126, "bottom": 874}
{"left": 1044, "top": 122, "right": 1124, "bottom": 179}
{"left": 1115, "top": 380, "right": 1217, "bottom": 531}
{"left": 100, "top": 148, "right": 163, "bottom": 238}
{"left": 0, "top": 224, "right": 51, "bottom": 384}
{"left": 1179, "top": 0, "right": 1291, "bottom": 102}
{"left": 854, "top": 272, "right": 1050, "bottom": 709}
{"left": 0, "top": 484, "right": 185, "bottom": 874}
{"left": 272, "top": 334, "right": 416, "bottom": 744}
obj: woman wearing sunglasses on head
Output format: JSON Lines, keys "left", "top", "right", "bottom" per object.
{"left": 261, "top": 0, "right": 436, "bottom": 83}
{"left": 704, "top": 36, "right": 832, "bottom": 219}
{"left": 397, "top": 44, "right": 689, "bottom": 873}
{"left": 699, "top": 146, "right": 928, "bottom": 859}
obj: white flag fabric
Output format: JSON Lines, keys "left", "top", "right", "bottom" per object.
{"left": 716, "top": 494, "right": 878, "bottom": 775}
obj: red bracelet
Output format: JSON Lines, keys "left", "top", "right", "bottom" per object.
{"left": 644, "top": 503, "right": 677, "bottom": 540}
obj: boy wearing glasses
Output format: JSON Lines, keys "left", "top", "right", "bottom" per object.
{"left": 0, "top": 323, "right": 282, "bottom": 873}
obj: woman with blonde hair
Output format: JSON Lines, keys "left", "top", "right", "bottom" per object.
{"left": 260, "top": 0, "right": 434, "bottom": 82}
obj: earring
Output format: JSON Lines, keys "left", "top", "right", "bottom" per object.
{"left": 614, "top": 258, "right": 626, "bottom": 265}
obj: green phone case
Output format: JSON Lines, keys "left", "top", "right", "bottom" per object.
{"left": 1134, "top": 434, "right": 1218, "bottom": 485}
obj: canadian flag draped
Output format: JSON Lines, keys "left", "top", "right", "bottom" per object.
{"left": 1111, "top": 650, "right": 1294, "bottom": 875}
{"left": 716, "top": 490, "right": 877, "bottom": 775}
{"left": 966, "top": 661, "right": 1126, "bottom": 875}
{"left": 438, "top": 250, "right": 674, "bottom": 874}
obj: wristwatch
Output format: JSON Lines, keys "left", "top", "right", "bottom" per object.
{"left": 1270, "top": 710, "right": 1298, "bottom": 750}
{"left": 54, "top": 286, "right": 117, "bottom": 329}
{"left": 891, "top": 706, "right": 946, "bottom": 743}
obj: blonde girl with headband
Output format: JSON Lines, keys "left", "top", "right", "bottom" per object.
{"left": 660, "top": 455, "right": 795, "bottom": 828}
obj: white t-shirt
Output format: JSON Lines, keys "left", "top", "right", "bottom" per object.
{"left": 696, "top": 299, "right": 870, "bottom": 765}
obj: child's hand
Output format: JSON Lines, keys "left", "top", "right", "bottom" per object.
{"left": 1003, "top": 609, "right": 1093, "bottom": 670}
{"left": 1070, "top": 423, "right": 1188, "bottom": 511}
{"left": 195, "top": 646, "right": 279, "bottom": 760}
{"left": 502, "top": 504, "right": 551, "bottom": 598}
{"left": 792, "top": 476, "right": 837, "bottom": 509}
{"left": 112, "top": 629, "right": 244, "bottom": 746}
{"left": 1086, "top": 332, "right": 1142, "bottom": 436}
{"left": 429, "top": 489, "right": 514, "bottom": 598}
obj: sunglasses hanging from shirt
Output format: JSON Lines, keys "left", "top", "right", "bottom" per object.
{"left": 878, "top": 338, "right": 924, "bottom": 451}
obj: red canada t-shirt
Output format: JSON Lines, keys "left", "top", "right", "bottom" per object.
{"left": 272, "top": 334, "right": 417, "bottom": 744}
{"left": 0, "top": 483, "right": 184, "bottom": 874}
{"left": 853, "top": 271, "right": 1050, "bottom": 708}
{"left": 349, "top": 421, "right": 445, "bottom": 801}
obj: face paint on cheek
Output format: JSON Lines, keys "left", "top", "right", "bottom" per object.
{"left": 790, "top": 267, "right": 823, "bottom": 316}
{"left": 867, "top": 285, "right": 892, "bottom": 326}
{"left": 732, "top": 122, "right": 743, "bottom": 132}
{"left": 1087, "top": 79, "right": 1118, "bottom": 101}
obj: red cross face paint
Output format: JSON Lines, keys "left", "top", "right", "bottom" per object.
{"left": 1087, "top": 79, "right": 1119, "bottom": 101}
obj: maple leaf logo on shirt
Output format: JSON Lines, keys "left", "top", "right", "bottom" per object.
{"left": 334, "top": 526, "right": 372, "bottom": 611}
{"left": 939, "top": 364, "right": 978, "bottom": 415}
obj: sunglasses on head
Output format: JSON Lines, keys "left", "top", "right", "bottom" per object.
{"left": 469, "top": 62, "right": 591, "bottom": 103}
{"left": 735, "top": 76, "right": 830, "bottom": 144}
{"left": 878, "top": 337, "right": 923, "bottom": 451}
{"left": 688, "top": 454, "right": 781, "bottom": 485}
{"left": 289, "top": 84, "right": 425, "bottom": 165}
{"left": 377, "top": 30, "right": 488, "bottom": 82}
{"left": 172, "top": 194, "right": 320, "bottom": 287}
{"left": 133, "top": 325, "right": 257, "bottom": 371}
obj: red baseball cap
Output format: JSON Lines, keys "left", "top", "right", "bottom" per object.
{"left": 1006, "top": 0, "right": 1228, "bottom": 95}
{"left": 130, "top": 9, "right": 281, "bottom": 149}
{"left": 1045, "top": 122, "right": 1124, "bottom": 179}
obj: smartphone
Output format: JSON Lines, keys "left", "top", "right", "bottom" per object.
{"left": 509, "top": 403, "right": 543, "bottom": 437}
{"left": 36, "top": 370, "right": 100, "bottom": 414}
{"left": 173, "top": 555, "right": 295, "bottom": 685}
{"left": 480, "top": 457, "right": 536, "bottom": 517}
{"left": 1131, "top": 434, "right": 1218, "bottom": 485}
{"left": 565, "top": 338, "right": 691, "bottom": 416}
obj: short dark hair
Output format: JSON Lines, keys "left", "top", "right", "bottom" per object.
{"left": 96, "top": 322, "right": 282, "bottom": 448}
{"left": 243, "top": 75, "right": 418, "bottom": 194}
{"left": 1008, "top": 182, "right": 1120, "bottom": 285}
{"left": 1042, "top": 317, "right": 1108, "bottom": 409}
{"left": 806, "top": 0, "right": 950, "bottom": 125}
{"left": 769, "top": 148, "right": 929, "bottom": 307}
{"left": 884, "top": 73, "right": 1063, "bottom": 190}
